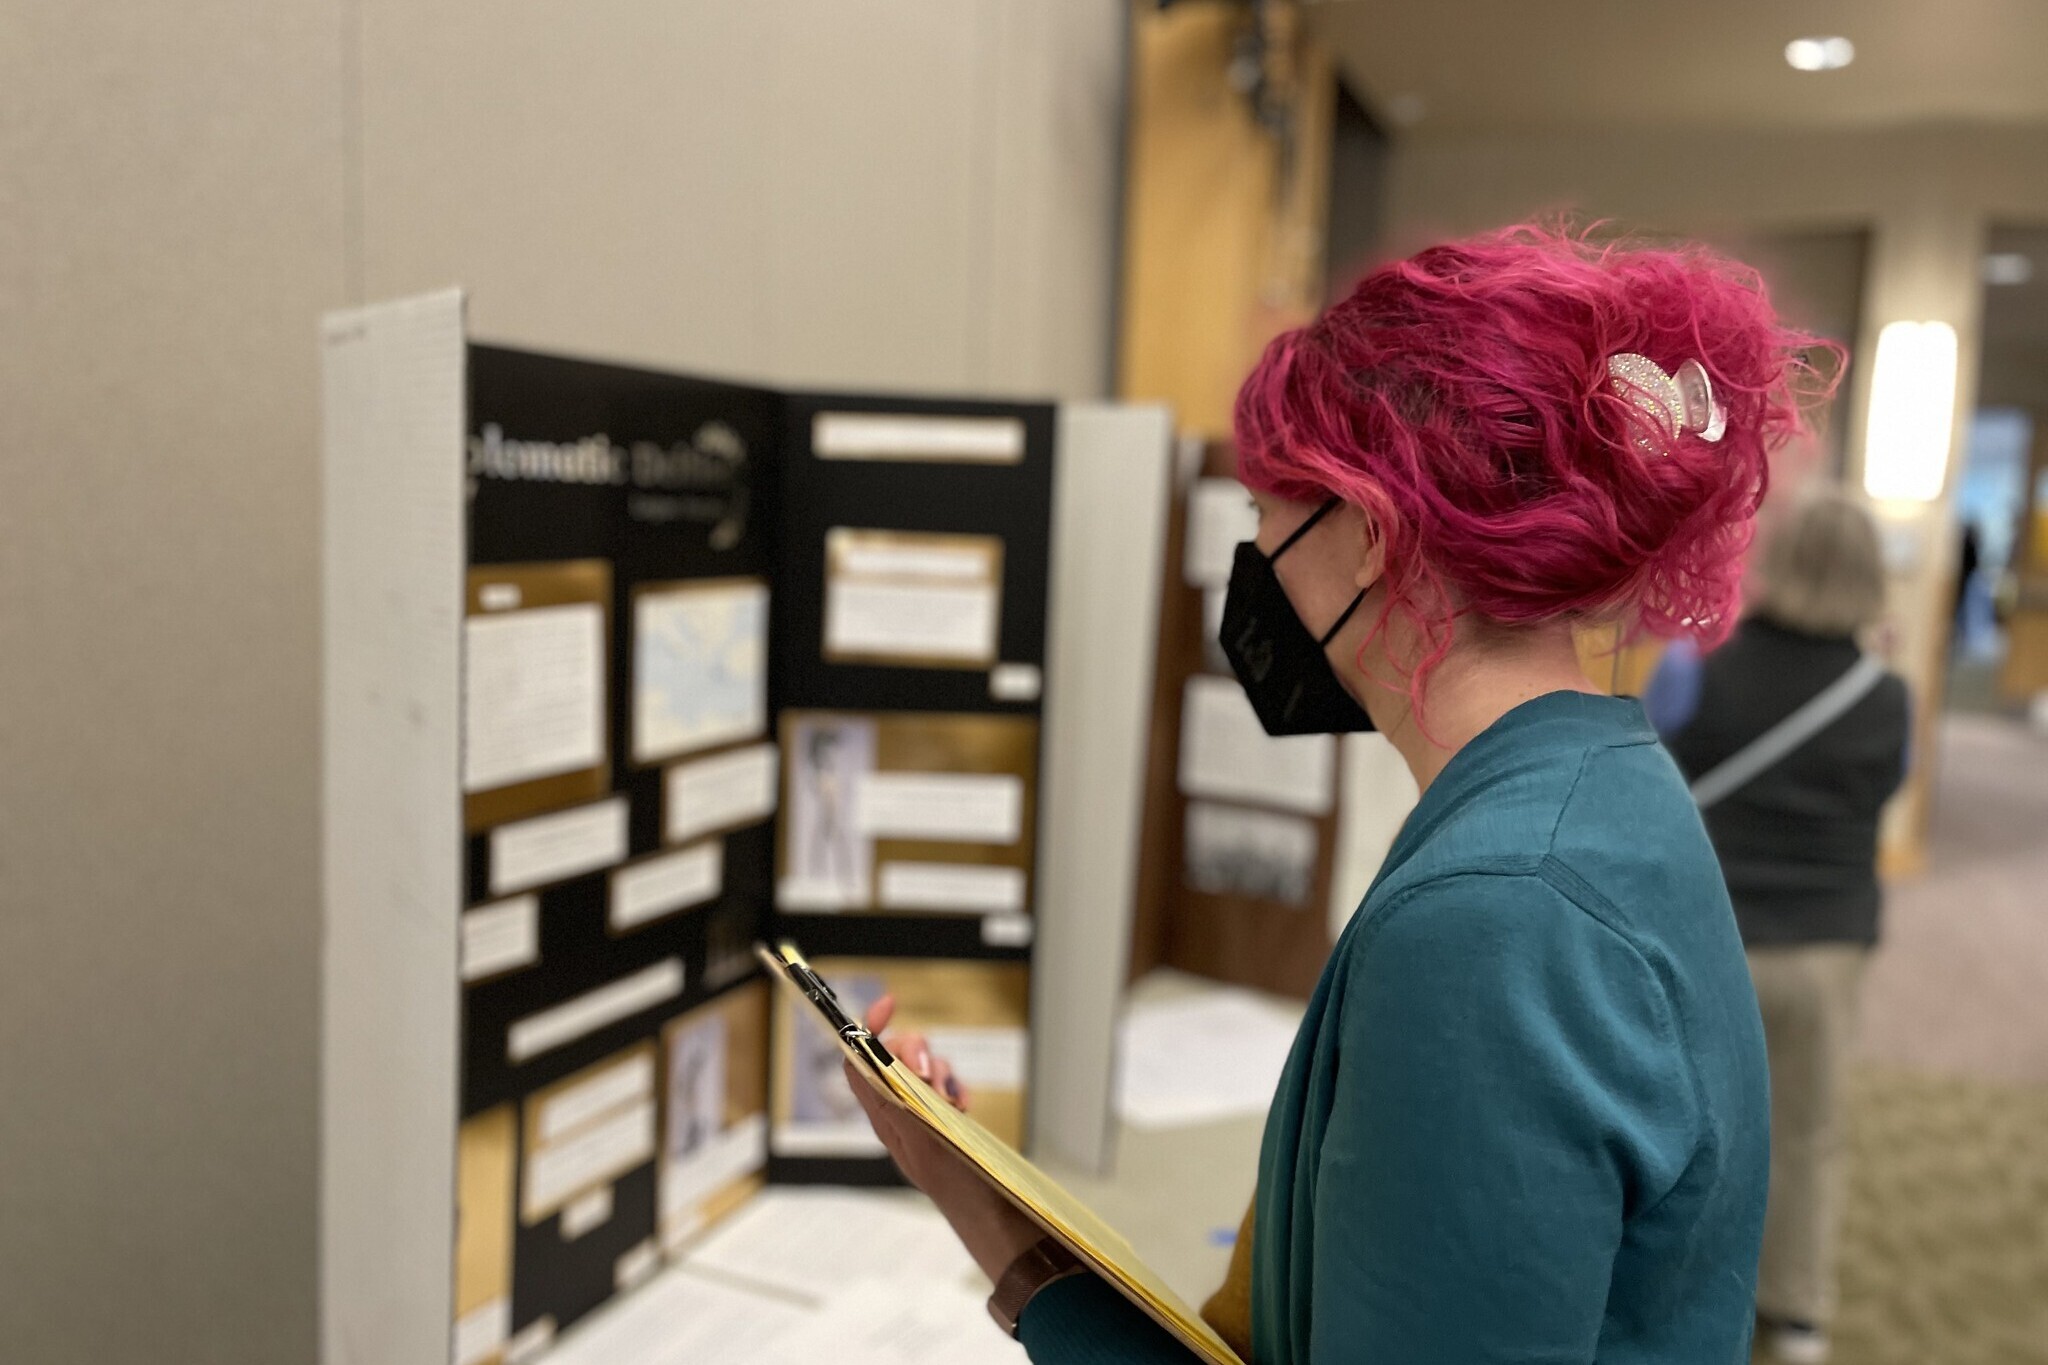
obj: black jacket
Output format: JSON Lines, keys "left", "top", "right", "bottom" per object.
{"left": 1664, "top": 618, "right": 1911, "bottom": 946}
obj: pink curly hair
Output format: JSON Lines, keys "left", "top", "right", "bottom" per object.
{"left": 1234, "top": 222, "right": 1842, "bottom": 701}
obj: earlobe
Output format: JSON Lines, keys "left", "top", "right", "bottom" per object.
{"left": 1354, "top": 527, "right": 1385, "bottom": 592}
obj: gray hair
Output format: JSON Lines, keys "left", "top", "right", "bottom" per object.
{"left": 1753, "top": 486, "right": 1887, "bottom": 637}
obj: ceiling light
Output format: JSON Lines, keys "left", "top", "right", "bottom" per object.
{"left": 1785, "top": 36, "right": 1855, "bottom": 72}
{"left": 1983, "top": 252, "right": 2034, "bottom": 286}
{"left": 1864, "top": 320, "right": 1958, "bottom": 503}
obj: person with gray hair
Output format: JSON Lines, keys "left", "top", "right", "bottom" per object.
{"left": 1645, "top": 485, "right": 1910, "bottom": 1365}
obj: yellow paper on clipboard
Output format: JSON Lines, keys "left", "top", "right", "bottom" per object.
{"left": 757, "top": 940, "right": 1245, "bottom": 1365}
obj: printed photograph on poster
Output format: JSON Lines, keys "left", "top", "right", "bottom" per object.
{"left": 464, "top": 561, "right": 613, "bottom": 832}
{"left": 667, "top": 1016, "right": 726, "bottom": 1158}
{"left": 772, "top": 958, "right": 1029, "bottom": 1156}
{"left": 632, "top": 578, "right": 768, "bottom": 765}
{"left": 659, "top": 984, "right": 769, "bottom": 1253}
{"left": 454, "top": 1106, "right": 516, "bottom": 1365}
{"left": 776, "top": 970, "right": 889, "bottom": 1158}
{"left": 778, "top": 715, "right": 877, "bottom": 911}
{"left": 812, "top": 410, "right": 1026, "bottom": 466}
{"left": 1184, "top": 800, "right": 1318, "bottom": 906}
{"left": 1184, "top": 477, "right": 1260, "bottom": 588}
{"left": 822, "top": 528, "right": 1003, "bottom": 668}
{"left": 776, "top": 712, "right": 1037, "bottom": 915}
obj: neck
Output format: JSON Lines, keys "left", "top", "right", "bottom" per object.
{"left": 1357, "top": 628, "right": 1599, "bottom": 794}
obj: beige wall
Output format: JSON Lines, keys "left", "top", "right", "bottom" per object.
{"left": 0, "top": 5, "right": 1122, "bottom": 1362}
{"left": 1386, "top": 123, "right": 2048, "bottom": 863}
{"left": 0, "top": 4, "right": 345, "bottom": 1362}
{"left": 358, "top": 1, "right": 1122, "bottom": 398}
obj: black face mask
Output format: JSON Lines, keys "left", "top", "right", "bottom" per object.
{"left": 1219, "top": 498, "right": 1376, "bottom": 735}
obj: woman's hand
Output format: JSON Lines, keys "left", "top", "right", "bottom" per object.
{"left": 846, "top": 995, "right": 1043, "bottom": 1282}
{"left": 866, "top": 994, "right": 971, "bottom": 1112}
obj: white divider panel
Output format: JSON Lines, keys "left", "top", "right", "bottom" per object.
{"left": 321, "top": 290, "right": 467, "bottom": 1365}
{"left": 1032, "top": 402, "right": 1175, "bottom": 1173}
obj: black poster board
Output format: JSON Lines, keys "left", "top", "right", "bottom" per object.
{"left": 455, "top": 347, "right": 1055, "bottom": 1349}
{"left": 765, "top": 393, "right": 1055, "bottom": 1185}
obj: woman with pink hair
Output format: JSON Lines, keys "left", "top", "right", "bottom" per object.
{"left": 854, "top": 223, "right": 1836, "bottom": 1364}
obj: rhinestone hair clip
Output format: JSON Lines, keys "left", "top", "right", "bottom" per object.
{"left": 1605, "top": 353, "right": 1727, "bottom": 454}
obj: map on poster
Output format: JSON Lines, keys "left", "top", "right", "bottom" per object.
{"left": 634, "top": 579, "right": 769, "bottom": 764}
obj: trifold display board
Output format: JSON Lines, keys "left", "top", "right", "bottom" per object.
{"left": 322, "top": 291, "right": 1172, "bottom": 1365}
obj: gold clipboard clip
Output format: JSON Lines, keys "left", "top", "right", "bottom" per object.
{"left": 759, "top": 942, "right": 897, "bottom": 1071}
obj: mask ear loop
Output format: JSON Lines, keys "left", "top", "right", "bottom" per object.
{"left": 1272, "top": 497, "right": 1343, "bottom": 560}
{"left": 1318, "top": 590, "right": 1368, "bottom": 648}
{"left": 1273, "top": 497, "right": 1369, "bottom": 647}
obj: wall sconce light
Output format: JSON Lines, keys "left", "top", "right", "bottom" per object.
{"left": 1863, "top": 320, "right": 1959, "bottom": 503}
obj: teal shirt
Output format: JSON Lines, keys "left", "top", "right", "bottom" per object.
{"left": 1021, "top": 693, "right": 1769, "bottom": 1363}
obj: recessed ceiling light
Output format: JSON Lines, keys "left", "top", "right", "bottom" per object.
{"left": 1984, "top": 253, "right": 2035, "bottom": 286}
{"left": 1785, "top": 36, "right": 1855, "bottom": 72}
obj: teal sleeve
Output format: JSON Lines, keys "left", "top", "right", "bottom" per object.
{"left": 1310, "top": 872, "right": 1702, "bottom": 1363}
{"left": 1018, "top": 1272, "right": 1193, "bottom": 1363}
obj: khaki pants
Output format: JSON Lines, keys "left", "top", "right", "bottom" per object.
{"left": 1747, "top": 943, "right": 1868, "bottom": 1327}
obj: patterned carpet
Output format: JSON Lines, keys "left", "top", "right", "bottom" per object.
{"left": 1819, "top": 713, "right": 2048, "bottom": 1365}
{"left": 1829, "top": 1070, "right": 2048, "bottom": 1365}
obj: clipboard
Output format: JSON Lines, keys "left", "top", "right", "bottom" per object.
{"left": 758, "top": 940, "right": 1245, "bottom": 1365}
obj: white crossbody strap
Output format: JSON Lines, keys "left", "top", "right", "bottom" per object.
{"left": 1689, "top": 655, "right": 1887, "bottom": 811}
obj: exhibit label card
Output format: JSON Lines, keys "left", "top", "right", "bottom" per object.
{"left": 559, "top": 1186, "right": 615, "bottom": 1240}
{"left": 461, "top": 895, "right": 541, "bottom": 982}
{"left": 524, "top": 1102, "right": 656, "bottom": 1219}
{"left": 663, "top": 742, "right": 777, "bottom": 844}
{"left": 609, "top": 843, "right": 723, "bottom": 931}
{"left": 660, "top": 1114, "right": 767, "bottom": 1247}
{"left": 1178, "top": 675, "right": 1335, "bottom": 816}
{"left": 536, "top": 1050, "right": 656, "bottom": 1144}
{"left": 1184, "top": 477, "right": 1260, "bottom": 588}
{"left": 876, "top": 861, "right": 1027, "bottom": 915}
{"left": 462, "top": 560, "right": 614, "bottom": 831}
{"left": 812, "top": 411, "right": 1026, "bottom": 465}
{"left": 464, "top": 603, "right": 606, "bottom": 793}
{"left": 507, "top": 958, "right": 684, "bottom": 1064}
{"left": 453, "top": 1297, "right": 511, "bottom": 1365}
{"left": 854, "top": 772, "right": 1023, "bottom": 843}
{"left": 632, "top": 578, "right": 768, "bottom": 765}
{"left": 490, "top": 797, "right": 630, "bottom": 895}
{"left": 522, "top": 1042, "right": 660, "bottom": 1221}
{"left": 822, "top": 529, "right": 1002, "bottom": 667}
